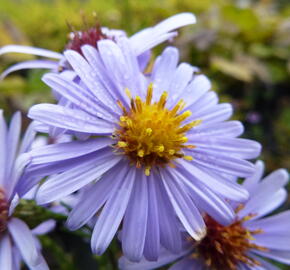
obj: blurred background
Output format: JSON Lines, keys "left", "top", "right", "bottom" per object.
{"left": 0, "top": 0, "right": 289, "bottom": 269}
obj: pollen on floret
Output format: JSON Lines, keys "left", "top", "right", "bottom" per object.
{"left": 115, "top": 83, "right": 201, "bottom": 176}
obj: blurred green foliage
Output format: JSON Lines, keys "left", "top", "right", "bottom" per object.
{"left": 0, "top": 0, "right": 290, "bottom": 269}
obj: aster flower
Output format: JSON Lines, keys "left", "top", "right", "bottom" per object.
{"left": 119, "top": 160, "right": 290, "bottom": 270}
{"left": 0, "top": 13, "right": 196, "bottom": 79}
{"left": 0, "top": 110, "right": 49, "bottom": 269}
{"left": 25, "top": 36, "right": 261, "bottom": 262}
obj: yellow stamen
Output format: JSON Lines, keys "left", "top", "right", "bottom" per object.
{"left": 125, "top": 88, "right": 132, "bottom": 99}
{"left": 170, "top": 100, "right": 184, "bottom": 116}
{"left": 185, "top": 145, "right": 196, "bottom": 149}
{"left": 180, "top": 137, "right": 188, "bottom": 143}
{"left": 126, "top": 119, "right": 133, "bottom": 128}
{"left": 174, "top": 110, "right": 192, "bottom": 123}
{"left": 115, "top": 85, "right": 199, "bottom": 175}
{"left": 155, "top": 145, "right": 164, "bottom": 152}
{"left": 145, "top": 128, "right": 152, "bottom": 136}
{"left": 138, "top": 149, "right": 145, "bottom": 157}
{"left": 146, "top": 83, "right": 153, "bottom": 105}
{"left": 117, "top": 141, "right": 127, "bottom": 147}
{"left": 135, "top": 96, "right": 142, "bottom": 112}
{"left": 157, "top": 91, "right": 168, "bottom": 109}
{"left": 169, "top": 149, "right": 175, "bottom": 155}
{"left": 117, "top": 100, "right": 127, "bottom": 114}
{"left": 120, "top": 116, "right": 127, "bottom": 122}
{"left": 178, "top": 120, "right": 202, "bottom": 133}
{"left": 145, "top": 167, "right": 151, "bottom": 176}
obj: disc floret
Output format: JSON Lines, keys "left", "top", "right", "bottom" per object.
{"left": 0, "top": 188, "right": 9, "bottom": 233}
{"left": 195, "top": 215, "right": 268, "bottom": 270}
{"left": 66, "top": 25, "right": 108, "bottom": 55}
{"left": 115, "top": 84, "right": 201, "bottom": 175}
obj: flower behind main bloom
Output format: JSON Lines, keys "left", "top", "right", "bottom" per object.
{"left": 26, "top": 38, "right": 261, "bottom": 262}
{"left": 0, "top": 111, "right": 50, "bottom": 270}
{"left": 119, "top": 161, "right": 290, "bottom": 270}
{"left": 0, "top": 13, "right": 196, "bottom": 78}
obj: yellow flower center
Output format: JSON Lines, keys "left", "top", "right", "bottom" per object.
{"left": 115, "top": 84, "right": 201, "bottom": 175}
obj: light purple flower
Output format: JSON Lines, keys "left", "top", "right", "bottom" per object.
{"left": 26, "top": 36, "right": 261, "bottom": 262}
{"left": 0, "top": 13, "right": 196, "bottom": 79}
{"left": 119, "top": 160, "right": 290, "bottom": 270}
{"left": 0, "top": 111, "right": 49, "bottom": 270}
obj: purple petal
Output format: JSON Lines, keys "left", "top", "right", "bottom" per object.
{"left": 182, "top": 74, "right": 211, "bottom": 110}
{"left": 188, "top": 91, "right": 218, "bottom": 117}
{"left": 29, "top": 137, "right": 112, "bottom": 165}
{"left": 251, "top": 234, "right": 290, "bottom": 251}
{"left": 178, "top": 160, "right": 249, "bottom": 202}
{"left": 6, "top": 112, "right": 21, "bottom": 181}
{"left": 171, "top": 168, "right": 234, "bottom": 225}
{"left": 12, "top": 246, "right": 22, "bottom": 269}
{"left": 247, "top": 188, "right": 287, "bottom": 220}
{"left": 0, "top": 45, "right": 62, "bottom": 59}
{"left": 0, "top": 60, "right": 57, "bottom": 80}
{"left": 91, "top": 167, "right": 135, "bottom": 255}
{"left": 42, "top": 73, "right": 116, "bottom": 122}
{"left": 36, "top": 152, "right": 121, "bottom": 204}
{"left": 80, "top": 45, "right": 129, "bottom": 107}
{"left": 30, "top": 255, "right": 49, "bottom": 270}
{"left": 245, "top": 210, "right": 290, "bottom": 235}
{"left": 261, "top": 168, "right": 289, "bottom": 183}
{"left": 24, "top": 149, "right": 107, "bottom": 179}
{"left": 98, "top": 38, "right": 145, "bottom": 98}
{"left": 119, "top": 246, "right": 190, "bottom": 270}
{"left": 252, "top": 249, "right": 290, "bottom": 265}
{"left": 151, "top": 47, "right": 179, "bottom": 99}
{"left": 147, "top": 13, "right": 196, "bottom": 36}
{"left": 116, "top": 37, "right": 147, "bottom": 96}
{"left": 155, "top": 175, "right": 182, "bottom": 253}
{"left": 131, "top": 29, "right": 176, "bottom": 56}
{"left": 238, "top": 169, "right": 288, "bottom": 218}
{"left": 8, "top": 218, "right": 41, "bottom": 266}
{"left": 190, "top": 138, "right": 261, "bottom": 160}
{"left": 66, "top": 161, "right": 124, "bottom": 230}
{"left": 130, "top": 13, "right": 196, "bottom": 55}
{"left": 188, "top": 121, "right": 244, "bottom": 138}
{"left": 242, "top": 160, "right": 265, "bottom": 193}
{"left": 0, "top": 234, "right": 13, "bottom": 270}
{"left": 63, "top": 50, "right": 119, "bottom": 114}
{"left": 18, "top": 150, "right": 111, "bottom": 196}
{"left": 167, "top": 63, "right": 194, "bottom": 107}
{"left": 15, "top": 174, "right": 42, "bottom": 198}
{"left": 19, "top": 122, "right": 37, "bottom": 154}
{"left": 189, "top": 151, "right": 257, "bottom": 177}
{"left": 143, "top": 174, "right": 160, "bottom": 261}
{"left": 122, "top": 170, "right": 148, "bottom": 262}
{"left": 137, "top": 50, "right": 151, "bottom": 71}
{"left": 0, "top": 110, "right": 7, "bottom": 187}
{"left": 196, "top": 103, "right": 233, "bottom": 124}
{"left": 7, "top": 153, "right": 31, "bottom": 200}
{"left": 169, "top": 258, "right": 203, "bottom": 270}
{"left": 28, "top": 103, "right": 115, "bottom": 134}
{"left": 32, "top": 220, "right": 56, "bottom": 235}
{"left": 161, "top": 169, "right": 206, "bottom": 241}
